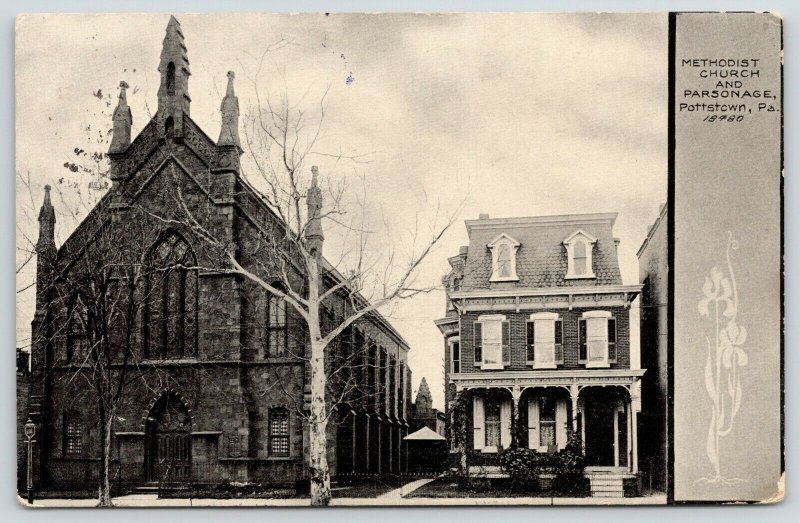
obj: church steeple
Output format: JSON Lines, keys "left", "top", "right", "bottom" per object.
{"left": 305, "top": 166, "right": 324, "bottom": 260}
{"left": 35, "top": 185, "right": 56, "bottom": 310}
{"left": 415, "top": 377, "right": 432, "bottom": 413}
{"left": 157, "top": 15, "right": 191, "bottom": 138}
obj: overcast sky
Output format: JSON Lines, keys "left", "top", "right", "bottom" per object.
{"left": 16, "top": 13, "right": 667, "bottom": 410}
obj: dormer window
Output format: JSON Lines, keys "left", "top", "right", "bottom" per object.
{"left": 563, "top": 230, "right": 597, "bottom": 279}
{"left": 488, "top": 233, "right": 520, "bottom": 282}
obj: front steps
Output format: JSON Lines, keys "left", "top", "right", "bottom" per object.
{"left": 586, "top": 472, "right": 631, "bottom": 498}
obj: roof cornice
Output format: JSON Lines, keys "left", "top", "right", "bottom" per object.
{"left": 450, "top": 283, "right": 642, "bottom": 301}
{"left": 465, "top": 212, "right": 618, "bottom": 236}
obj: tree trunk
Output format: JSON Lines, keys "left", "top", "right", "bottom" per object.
{"left": 97, "top": 411, "right": 115, "bottom": 507}
{"left": 308, "top": 337, "right": 331, "bottom": 506}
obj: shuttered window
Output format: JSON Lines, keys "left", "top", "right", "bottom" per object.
{"left": 475, "top": 315, "right": 509, "bottom": 370}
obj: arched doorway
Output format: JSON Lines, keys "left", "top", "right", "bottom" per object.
{"left": 145, "top": 393, "right": 192, "bottom": 484}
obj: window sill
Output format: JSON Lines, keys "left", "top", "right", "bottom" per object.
{"left": 530, "top": 362, "right": 557, "bottom": 369}
{"left": 489, "top": 276, "right": 519, "bottom": 283}
{"left": 585, "top": 361, "right": 610, "bottom": 369}
{"left": 565, "top": 273, "right": 596, "bottom": 280}
{"left": 481, "top": 363, "right": 505, "bottom": 370}
{"left": 480, "top": 447, "right": 499, "bottom": 454}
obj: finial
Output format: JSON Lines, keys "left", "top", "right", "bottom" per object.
{"left": 109, "top": 80, "right": 133, "bottom": 154}
{"left": 216, "top": 70, "right": 241, "bottom": 148}
{"left": 38, "top": 184, "right": 55, "bottom": 229}
{"left": 226, "top": 71, "right": 235, "bottom": 96}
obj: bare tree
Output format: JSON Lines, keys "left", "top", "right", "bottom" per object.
{"left": 157, "top": 72, "right": 459, "bottom": 505}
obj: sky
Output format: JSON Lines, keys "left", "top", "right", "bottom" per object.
{"left": 16, "top": 13, "right": 667, "bottom": 410}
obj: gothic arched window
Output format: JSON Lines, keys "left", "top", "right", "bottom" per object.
{"left": 145, "top": 231, "right": 198, "bottom": 359}
{"left": 66, "top": 296, "right": 90, "bottom": 364}
{"left": 267, "top": 285, "right": 288, "bottom": 357}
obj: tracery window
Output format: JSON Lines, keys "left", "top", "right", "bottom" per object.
{"left": 145, "top": 231, "right": 198, "bottom": 359}
{"left": 66, "top": 296, "right": 90, "bottom": 364}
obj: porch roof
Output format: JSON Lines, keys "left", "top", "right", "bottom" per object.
{"left": 403, "top": 426, "right": 446, "bottom": 441}
{"left": 450, "top": 368, "right": 645, "bottom": 391}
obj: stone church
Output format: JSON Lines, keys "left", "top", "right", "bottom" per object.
{"left": 25, "top": 16, "right": 412, "bottom": 492}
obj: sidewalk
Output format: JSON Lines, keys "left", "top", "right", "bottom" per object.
{"left": 21, "top": 487, "right": 667, "bottom": 508}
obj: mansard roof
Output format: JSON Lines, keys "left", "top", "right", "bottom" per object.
{"left": 459, "top": 213, "right": 623, "bottom": 290}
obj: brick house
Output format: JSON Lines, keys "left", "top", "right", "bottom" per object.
{"left": 435, "top": 213, "right": 645, "bottom": 493}
{"left": 25, "top": 16, "right": 412, "bottom": 493}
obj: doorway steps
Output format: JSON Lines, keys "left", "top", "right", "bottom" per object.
{"left": 586, "top": 472, "right": 630, "bottom": 498}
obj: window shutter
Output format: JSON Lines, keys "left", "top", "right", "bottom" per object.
{"left": 579, "top": 319, "right": 587, "bottom": 361}
{"left": 608, "top": 318, "right": 617, "bottom": 361}
{"left": 527, "top": 399, "right": 539, "bottom": 450}
{"left": 555, "top": 320, "right": 564, "bottom": 364}
{"left": 500, "top": 399, "right": 512, "bottom": 449}
{"left": 555, "top": 398, "right": 568, "bottom": 450}
{"left": 501, "top": 320, "right": 511, "bottom": 366}
{"left": 473, "top": 322, "right": 483, "bottom": 364}
{"left": 526, "top": 321, "right": 535, "bottom": 362}
{"left": 473, "top": 396, "right": 485, "bottom": 450}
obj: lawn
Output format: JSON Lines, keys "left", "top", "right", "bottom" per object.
{"left": 406, "top": 477, "right": 577, "bottom": 499}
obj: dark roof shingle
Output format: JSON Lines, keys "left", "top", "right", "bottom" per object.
{"left": 460, "top": 215, "right": 622, "bottom": 291}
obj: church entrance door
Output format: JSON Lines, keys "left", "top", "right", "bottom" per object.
{"left": 146, "top": 394, "right": 192, "bottom": 484}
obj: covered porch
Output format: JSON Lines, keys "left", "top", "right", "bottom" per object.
{"left": 450, "top": 370, "right": 644, "bottom": 478}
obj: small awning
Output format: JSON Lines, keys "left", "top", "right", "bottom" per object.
{"left": 403, "top": 426, "right": 446, "bottom": 441}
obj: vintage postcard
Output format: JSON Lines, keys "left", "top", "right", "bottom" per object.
{"left": 14, "top": 12, "right": 783, "bottom": 507}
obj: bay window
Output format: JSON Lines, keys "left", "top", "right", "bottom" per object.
{"left": 450, "top": 338, "right": 461, "bottom": 374}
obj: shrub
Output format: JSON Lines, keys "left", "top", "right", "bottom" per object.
{"left": 500, "top": 432, "right": 588, "bottom": 496}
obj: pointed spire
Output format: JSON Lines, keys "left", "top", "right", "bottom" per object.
{"left": 108, "top": 81, "right": 132, "bottom": 154}
{"left": 305, "top": 166, "right": 324, "bottom": 257}
{"left": 217, "top": 71, "right": 241, "bottom": 148}
{"left": 157, "top": 15, "right": 191, "bottom": 135}
{"left": 35, "top": 185, "right": 56, "bottom": 310}
{"left": 415, "top": 377, "right": 432, "bottom": 411}
{"left": 37, "top": 185, "right": 55, "bottom": 248}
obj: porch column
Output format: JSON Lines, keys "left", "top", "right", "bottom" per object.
{"left": 511, "top": 386, "right": 521, "bottom": 447}
{"left": 631, "top": 380, "right": 641, "bottom": 474}
{"left": 631, "top": 405, "right": 639, "bottom": 474}
{"left": 570, "top": 383, "right": 579, "bottom": 433}
{"left": 613, "top": 405, "right": 620, "bottom": 467}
